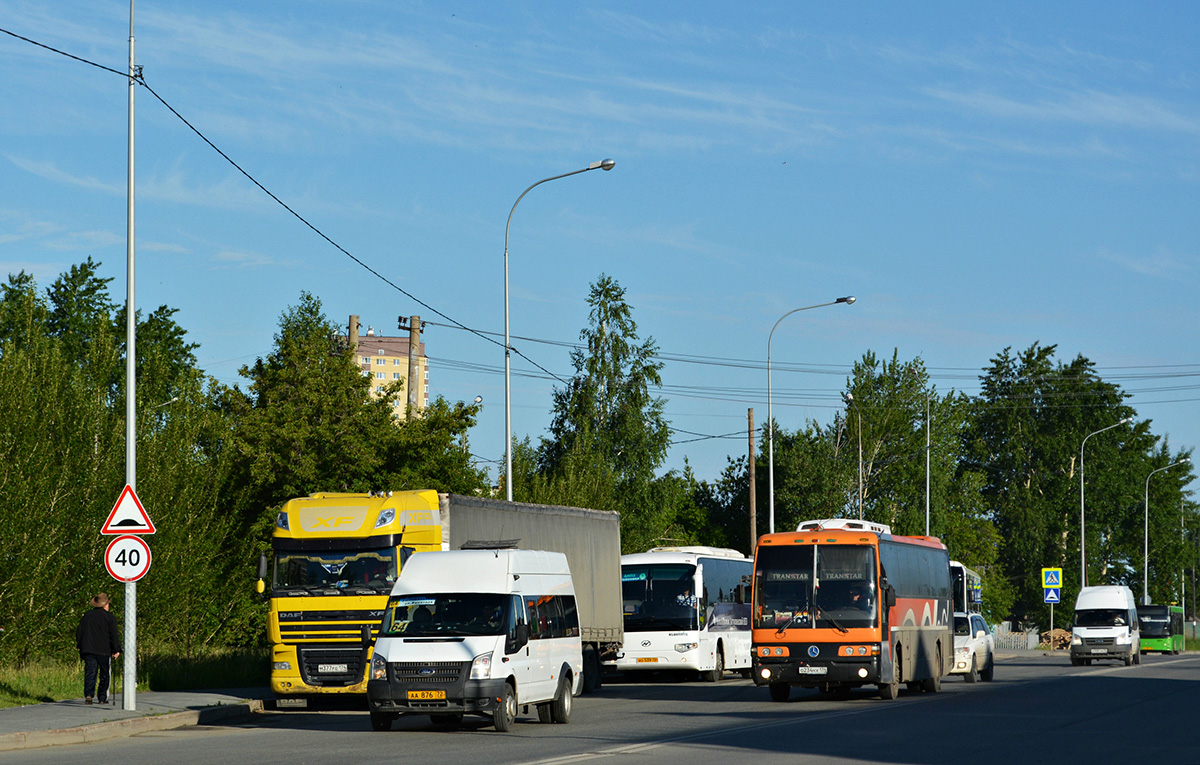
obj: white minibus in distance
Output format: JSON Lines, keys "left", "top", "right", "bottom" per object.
{"left": 607, "top": 546, "right": 751, "bottom": 681}
{"left": 366, "top": 548, "right": 582, "bottom": 732}
{"left": 1070, "top": 585, "right": 1140, "bottom": 667}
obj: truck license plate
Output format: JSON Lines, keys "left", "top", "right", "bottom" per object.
{"left": 318, "top": 663, "right": 348, "bottom": 673}
{"left": 796, "top": 666, "right": 828, "bottom": 675}
{"left": 636, "top": 658, "right": 659, "bottom": 663}
{"left": 408, "top": 690, "right": 446, "bottom": 700}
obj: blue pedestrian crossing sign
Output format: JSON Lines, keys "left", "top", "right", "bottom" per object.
{"left": 1044, "top": 588, "right": 1061, "bottom": 604}
{"left": 1041, "top": 567, "right": 1062, "bottom": 588}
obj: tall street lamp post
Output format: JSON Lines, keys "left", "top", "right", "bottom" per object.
{"left": 1144, "top": 457, "right": 1190, "bottom": 605}
{"left": 843, "top": 391, "right": 863, "bottom": 520}
{"left": 503, "top": 159, "right": 615, "bottom": 501}
{"left": 766, "top": 296, "right": 855, "bottom": 533}
{"left": 1079, "top": 417, "right": 1132, "bottom": 587}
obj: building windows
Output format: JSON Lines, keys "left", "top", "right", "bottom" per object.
{"left": 376, "top": 357, "right": 385, "bottom": 365}
{"left": 394, "top": 359, "right": 402, "bottom": 366}
{"left": 392, "top": 373, "right": 400, "bottom": 380}
{"left": 376, "top": 372, "right": 384, "bottom": 379}
{"left": 361, "top": 356, "right": 370, "bottom": 364}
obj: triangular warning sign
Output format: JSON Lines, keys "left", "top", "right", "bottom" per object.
{"left": 101, "top": 485, "right": 156, "bottom": 535}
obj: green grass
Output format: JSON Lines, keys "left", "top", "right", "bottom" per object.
{"left": 0, "top": 646, "right": 269, "bottom": 709}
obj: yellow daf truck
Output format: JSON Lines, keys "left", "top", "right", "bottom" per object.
{"left": 256, "top": 490, "right": 442, "bottom": 705}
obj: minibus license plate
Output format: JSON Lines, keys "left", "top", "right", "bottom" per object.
{"left": 636, "top": 658, "right": 659, "bottom": 663}
{"left": 318, "top": 663, "right": 348, "bottom": 674}
{"left": 1089, "top": 649, "right": 1106, "bottom": 654}
{"left": 408, "top": 690, "right": 446, "bottom": 700}
{"left": 796, "top": 666, "right": 827, "bottom": 675}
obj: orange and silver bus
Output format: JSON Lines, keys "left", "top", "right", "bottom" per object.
{"left": 751, "top": 518, "right": 953, "bottom": 701}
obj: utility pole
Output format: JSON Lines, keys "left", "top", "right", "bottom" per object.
{"left": 748, "top": 408, "right": 756, "bottom": 554}
{"left": 405, "top": 315, "right": 421, "bottom": 416}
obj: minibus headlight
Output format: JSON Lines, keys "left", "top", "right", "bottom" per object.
{"left": 1114, "top": 633, "right": 1130, "bottom": 645}
{"left": 1071, "top": 635, "right": 1082, "bottom": 645}
{"left": 674, "top": 643, "right": 699, "bottom": 653}
{"left": 470, "top": 652, "right": 493, "bottom": 680}
{"left": 370, "top": 653, "right": 388, "bottom": 680}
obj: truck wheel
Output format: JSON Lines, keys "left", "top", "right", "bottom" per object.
{"left": 370, "top": 710, "right": 395, "bottom": 731}
{"left": 582, "top": 646, "right": 602, "bottom": 694}
{"left": 493, "top": 683, "right": 517, "bottom": 732}
{"left": 769, "top": 682, "right": 790, "bottom": 702}
{"left": 703, "top": 647, "right": 724, "bottom": 683}
{"left": 550, "top": 675, "right": 572, "bottom": 724}
{"left": 965, "top": 657, "right": 978, "bottom": 683}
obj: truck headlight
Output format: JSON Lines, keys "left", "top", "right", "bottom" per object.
{"left": 674, "top": 643, "right": 698, "bottom": 653}
{"left": 273, "top": 661, "right": 292, "bottom": 671}
{"left": 374, "top": 508, "right": 395, "bottom": 529}
{"left": 371, "top": 653, "right": 388, "bottom": 680}
{"left": 470, "top": 652, "right": 493, "bottom": 680}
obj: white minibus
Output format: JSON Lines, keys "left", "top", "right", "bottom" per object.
{"left": 608, "top": 546, "right": 751, "bottom": 681}
{"left": 366, "top": 548, "right": 582, "bottom": 732}
{"left": 1070, "top": 585, "right": 1140, "bottom": 666}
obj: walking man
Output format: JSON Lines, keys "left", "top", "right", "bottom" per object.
{"left": 76, "top": 593, "right": 122, "bottom": 705}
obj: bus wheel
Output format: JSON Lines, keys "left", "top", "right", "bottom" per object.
{"left": 703, "top": 647, "right": 724, "bottom": 683}
{"left": 769, "top": 682, "right": 790, "bottom": 702}
{"left": 921, "top": 648, "right": 942, "bottom": 693}
{"left": 879, "top": 676, "right": 899, "bottom": 700}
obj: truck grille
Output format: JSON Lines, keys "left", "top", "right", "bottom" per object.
{"left": 391, "top": 661, "right": 465, "bottom": 683}
{"left": 278, "top": 609, "right": 383, "bottom": 642}
{"left": 298, "top": 646, "right": 368, "bottom": 686}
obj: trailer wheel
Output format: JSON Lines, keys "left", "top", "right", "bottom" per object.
{"left": 768, "top": 682, "right": 790, "bottom": 702}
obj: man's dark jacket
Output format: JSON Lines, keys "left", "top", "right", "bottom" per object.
{"left": 76, "top": 607, "right": 122, "bottom": 656}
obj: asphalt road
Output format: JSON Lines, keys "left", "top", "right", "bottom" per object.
{"left": 8, "top": 652, "right": 1199, "bottom": 765}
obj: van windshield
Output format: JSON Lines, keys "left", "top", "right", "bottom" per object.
{"left": 380, "top": 593, "right": 511, "bottom": 637}
{"left": 1074, "top": 608, "right": 1129, "bottom": 628}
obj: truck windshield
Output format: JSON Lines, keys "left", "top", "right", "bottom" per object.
{"left": 621, "top": 564, "right": 699, "bottom": 632}
{"left": 380, "top": 593, "right": 511, "bottom": 637}
{"left": 273, "top": 549, "right": 397, "bottom": 591}
{"left": 753, "top": 544, "right": 877, "bottom": 631}
{"left": 1074, "top": 609, "right": 1129, "bottom": 628}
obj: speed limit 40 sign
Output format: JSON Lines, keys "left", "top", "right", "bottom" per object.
{"left": 105, "top": 534, "right": 152, "bottom": 582}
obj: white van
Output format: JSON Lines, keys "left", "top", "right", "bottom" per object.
{"left": 1070, "top": 586, "right": 1140, "bottom": 666}
{"left": 366, "top": 549, "right": 583, "bottom": 732}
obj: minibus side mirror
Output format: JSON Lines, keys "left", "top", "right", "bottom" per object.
{"left": 507, "top": 623, "right": 530, "bottom": 654}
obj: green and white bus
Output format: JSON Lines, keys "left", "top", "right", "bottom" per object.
{"left": 1137, "top": 604, "right": 1184, "bottom": 655}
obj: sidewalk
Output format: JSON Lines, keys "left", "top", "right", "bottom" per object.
{"left": 0, "top": 688, "right": 269, "bottom": 752}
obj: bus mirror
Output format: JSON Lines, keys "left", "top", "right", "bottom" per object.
{"left": 884, "top": 584, "right": 897, "bottom": 608}
{"left": 736, "top": 584, "right": 748, "bottom": 604}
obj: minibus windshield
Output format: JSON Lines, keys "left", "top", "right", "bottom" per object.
{"left": 380, "top": 593, "right": 510, "bottom": 637}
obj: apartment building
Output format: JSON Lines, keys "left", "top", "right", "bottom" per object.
{"left": 345, "top": 314, "right": 428, "bottom": 419}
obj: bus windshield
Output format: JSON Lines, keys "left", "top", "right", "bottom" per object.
{"left": 754, "top": 544, "right": 876, "bottom": 631}
{"left": 622, "top": 564, "right": 699, "bottom": 632}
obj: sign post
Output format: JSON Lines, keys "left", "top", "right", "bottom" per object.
{"left": 1042, "top": 567, "right": 1063, "bottom": 650}
{"left": 103, "top": 484, "right": 154, "bottom": 710}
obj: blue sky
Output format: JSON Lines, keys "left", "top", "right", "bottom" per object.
{"left": 2, "top": 2, "right": 1198, "bottom": 490}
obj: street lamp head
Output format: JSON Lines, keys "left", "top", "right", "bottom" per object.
{"left": 591, "top": 158, "right": 616, "bottom": 171}
{"left": 843, "top": 391, "right": 854, "bottom": 404}
{"left": 1119, "top": 416, "right": 1133, "bottom": 425}
{"left": 474, "top": 396, "right": 483, "bottom": 405}
{"left": 837, "top": 296, "right": 856, "bottom": 305}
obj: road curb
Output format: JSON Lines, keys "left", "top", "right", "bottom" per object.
{"left": 0, "top": 699, "right": 264, "bottom": 753}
